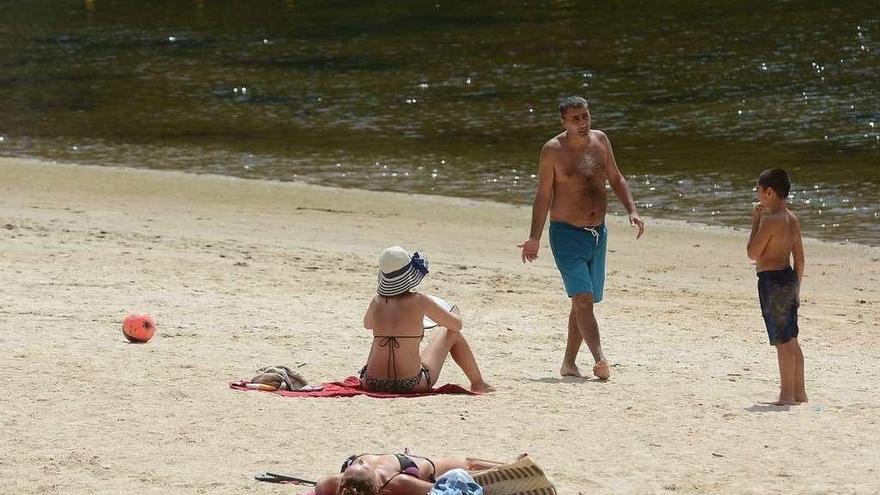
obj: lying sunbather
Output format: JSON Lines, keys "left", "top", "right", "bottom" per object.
{"left": 314, "top": 452, "right": 499, "bottom": 495}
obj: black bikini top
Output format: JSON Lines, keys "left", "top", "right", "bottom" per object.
{"left": 340, "top": 453, "right": 436, "bottom": 487}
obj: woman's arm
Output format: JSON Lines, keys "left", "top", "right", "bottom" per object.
{"left": 422, "top": 295, "right": 462, "bottom": 332}
{"left": 386, "top": 474, "right": 435, "bottom": 495}
{"left": 363, "top": 297, "right": 377, "bottom": 330}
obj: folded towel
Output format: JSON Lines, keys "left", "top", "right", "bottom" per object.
{"left": 250, "top": 365, "right": 309, "bottom": 391}
{"left": 430, "top": 469, "right": 483, "bottom": 495}
{"left": 231, "top": 376, "right": 477, "bottom": 398}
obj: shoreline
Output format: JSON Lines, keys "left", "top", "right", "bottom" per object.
{"left": 4, "top": 155, "right": 877, "bottom": 250}
{"left": 2, "top": 156, "right": 879, "bottom": 494}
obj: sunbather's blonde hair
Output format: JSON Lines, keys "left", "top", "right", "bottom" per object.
{"left": 338, "top": 465, "right": 377, "bottom": 495}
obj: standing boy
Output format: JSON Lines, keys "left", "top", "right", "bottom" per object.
{"left": 747, "top": 168, "right": 807, "bottom": 405}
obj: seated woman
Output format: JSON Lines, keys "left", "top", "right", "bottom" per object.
{"left": 359, "top": 246, "right": 493, "bottom": 395}
{"left": 314, "top": 452, "right": 497, "bottom": 495}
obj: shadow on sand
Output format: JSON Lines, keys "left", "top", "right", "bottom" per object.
{"left": 744, "top": 403, "right": 791, "bottom": 413}
{"left": 521, "top": 376, "right": 604, "bottom": 384}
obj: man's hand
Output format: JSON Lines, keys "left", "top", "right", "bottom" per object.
{"left": 517, "top": 238, "right": 540, "bottom": 263}
{"left": 629, "top": 212, "right": 645, "bottom": 239}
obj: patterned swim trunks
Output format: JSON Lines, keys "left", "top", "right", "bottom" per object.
{"left": 757, "top": 266, "right": 800, "bottom": 345}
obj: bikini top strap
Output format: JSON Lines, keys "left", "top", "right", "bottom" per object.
{"left": 379, "top": 454, "right": 410, "bottom": 490}
{"left": 380, "top": 472, "right": 403, "bottom": 489}
{"left": 425, "top": 457, "right": 437, "bottom": 482}
{"left": 380, "top": 455, "right": 419, "bottom": 489}
{"left": 341, "top": 452, "right": 390, "bottom": 473}
{"left": 371, "top": 334, "right": 425, "bottom": 379}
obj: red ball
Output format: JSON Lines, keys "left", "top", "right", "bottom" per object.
{"left": 122, "top": 314, "right": 156, "bottom": 343}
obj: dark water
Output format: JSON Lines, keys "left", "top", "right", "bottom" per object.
{"left": 1, "top": 1, "right": 878, "bottom": 244}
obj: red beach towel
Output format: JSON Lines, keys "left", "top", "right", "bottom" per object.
{"left": 230, "top": 376, "right": 478, "bottom": 398}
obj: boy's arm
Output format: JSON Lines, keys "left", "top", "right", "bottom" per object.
{"left": 792, "top": 216, "right": 805, "bottom": 284}
{"left": 602, "top": 131, "right": 644, "bottom": 239}
{"left": 747, "top": 206, "right": 775, "bottom": 260}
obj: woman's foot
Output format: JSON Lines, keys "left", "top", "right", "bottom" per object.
{"left": 593, "top": 359, "right": 610, "bottom": 380}
{"left": 470, "top": 381, "right": 495, "bottom": 393}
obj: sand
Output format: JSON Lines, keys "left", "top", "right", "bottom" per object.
{"left": 1, "top": 157, "right": 879, "bottom": 494}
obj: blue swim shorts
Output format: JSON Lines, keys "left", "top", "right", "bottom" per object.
{"left": 757, "top": 267, "right": 800, "bottom": 345}
{"left": 548, "top": 221, "right": 608, "bottom": 301}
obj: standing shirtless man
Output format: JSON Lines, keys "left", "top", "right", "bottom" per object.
{"left": 519, "top": 96, "right": 644, "bottom": 380}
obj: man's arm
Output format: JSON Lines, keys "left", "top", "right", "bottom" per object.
{"left": 518, "top": 143, "right": 555, "bottom": 263}
{"left": 600, "top": 131, "right": 644, "bottom": 238}
{"left": 747, "top": 206, "right": 774, "bottom": 260}
{"left": 791, "top": 215, "right": 805, "bottom": 283}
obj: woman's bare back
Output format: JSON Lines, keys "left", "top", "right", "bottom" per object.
{"left": 362, "top": 293, "right": 427, "bottom": 378}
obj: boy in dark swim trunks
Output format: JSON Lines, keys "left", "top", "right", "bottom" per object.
{"left": 747, "top": 168, "right": 807, "bottom": 406}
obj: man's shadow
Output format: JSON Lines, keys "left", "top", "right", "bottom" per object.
{"left": 522, "top": 376, "right": 604, "bottom": 384}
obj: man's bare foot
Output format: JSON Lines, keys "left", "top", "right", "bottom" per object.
{"left": 593, "top": 359, "right": 610, "bottom": 380}
{"left": 795, "top": 395, "right": 808, "bottom": 403}
{"left": 471, "top": 382, "right": 495, "bottom": 393}
{"left": 560, "top": 363, "right": 582, "bottom": 377}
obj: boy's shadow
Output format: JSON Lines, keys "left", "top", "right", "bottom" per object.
{"left": 744, "top": 403, "right": 791, "bottom": 413}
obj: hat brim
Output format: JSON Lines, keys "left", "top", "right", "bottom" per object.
{"left": 378, "top": 267, "right": 425, "bottom": 296}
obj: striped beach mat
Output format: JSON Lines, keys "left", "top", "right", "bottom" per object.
{"left": 471, "top": 456, "right": 557, "bottom": 495}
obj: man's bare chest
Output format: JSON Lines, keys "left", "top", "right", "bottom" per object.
{"left": 557, "top": 148, "right": 607, "bottom": 181}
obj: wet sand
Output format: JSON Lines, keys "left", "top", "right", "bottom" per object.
{"left": 1, "top": 157, "right": 879, "bottom": 494}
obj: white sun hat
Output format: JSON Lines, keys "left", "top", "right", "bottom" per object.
{"left": 377, "top": 246, "right": 429, "bottom": 297}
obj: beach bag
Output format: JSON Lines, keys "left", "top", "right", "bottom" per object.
{"left": 471, "top": 456, "right": 557, "bottom": 495}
